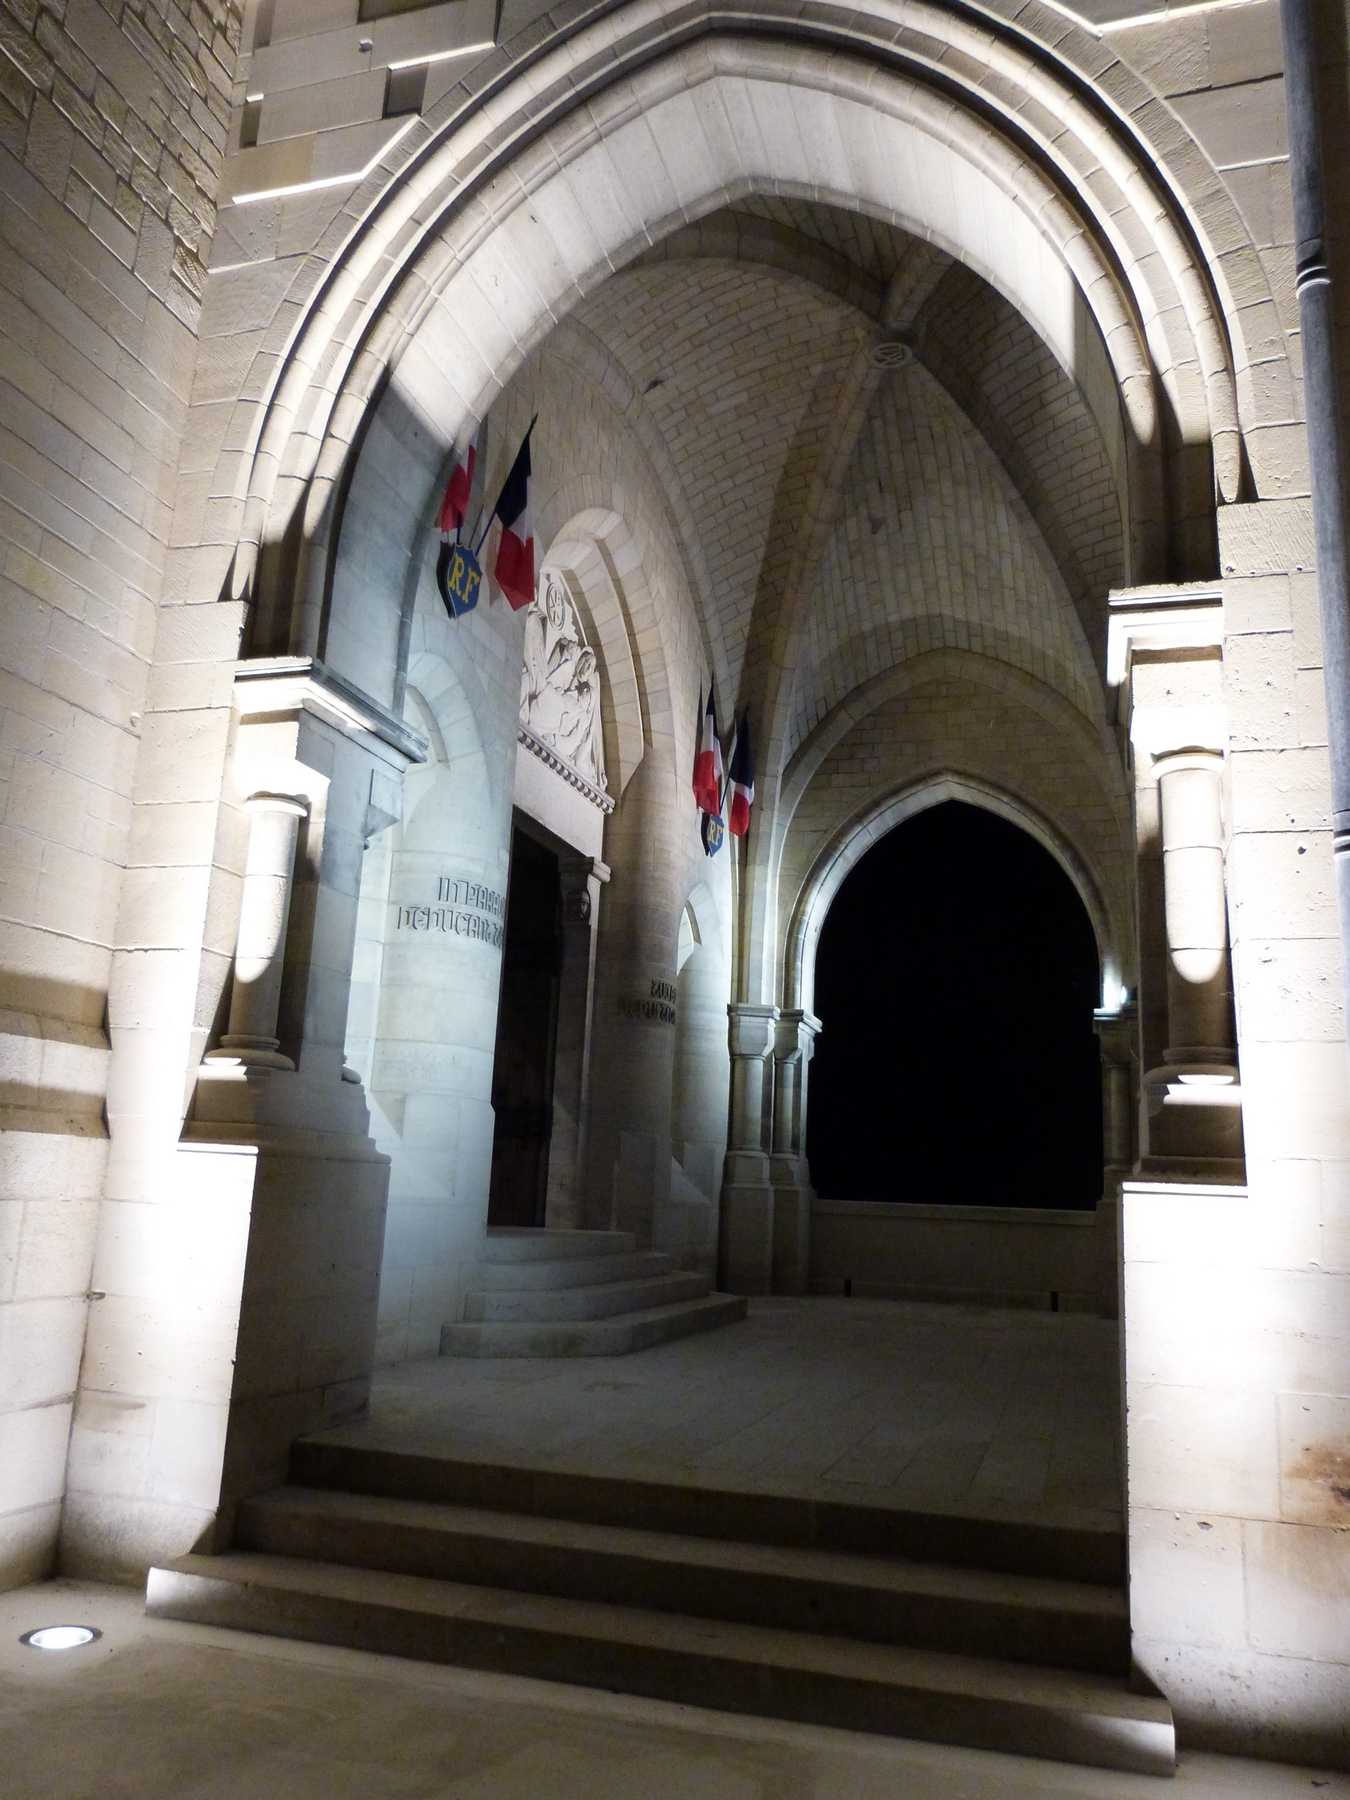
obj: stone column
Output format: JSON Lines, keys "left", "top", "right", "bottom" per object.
{"left": 770, "top": 1009, "right": 819, "bottom": 1294}
{"left": 66, "top": 661, "right": 418, "bottom": 1573}
{"left": 207, "top": 794, "right": 307, "bottom": 1070}
{"left": 1092, "top": 1003, "right": 1135, "bottom": 1322}
{"left": 719, "top": 1003, "right": 777, "bottom": 1293}
{"left": 1143, "top": 749, "right": 1243, "bottom": 1170}
{"left": 1107, "top": 587, "right": 1243, "bottom": 1180}
{"left": 546, "top": 855, "right": 609, "bottom": 1229}
{"left": 1156, "top": 752, "right": 1233, "bottom": 1062}
{"left": 1093, "top": 1005, "right": 1137, "bottom": 1180}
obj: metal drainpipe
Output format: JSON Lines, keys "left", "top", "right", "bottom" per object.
{"left": 1280, "top": 0, "right": 1350, "bottom": 1015}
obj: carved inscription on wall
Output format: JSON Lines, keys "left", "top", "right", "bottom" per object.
{"left": 617, "top": 979, "right": 677, "bottom": 1025}
{"left": 520, "top": 572, "right": 606, "bottom": 793}
{"left": 437, "top": 878, "right": 505, "bottom": 914}
{"left": 396, "top": 876, "right": 505, "bottom": 947}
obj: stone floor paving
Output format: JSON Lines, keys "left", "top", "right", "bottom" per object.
{"left": 328, "top": 1297, "right": 1123, "bottom": 1529}
{"left": 3, "top": 1579, "right": 1347, "bottom": 1800}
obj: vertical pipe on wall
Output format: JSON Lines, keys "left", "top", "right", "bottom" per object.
{"left": 1281, "top": 0, "right": 1350, "bottom": 1019}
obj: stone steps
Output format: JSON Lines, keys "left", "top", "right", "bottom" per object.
{"left": 469, "top": 1249, "right": 677, "bottom": 1291}
{"left": 287, "top": 1443, "right": 1126, "bottom": 1585}
{"left": 442, "top": 1292, "right": 747, "bottom": 1357}
{"left": 146, "top": 1443, "right": 1166, "bottom": 1773}
{"left": 482, "top": 1228, "right": 638, "bottom": 1263}
{"left": 464, "top": 1270, "right": 711, "bottom": 1322}
{"left": 146, "top": 1552, "right": 1171, "bottom": 1774}
{"left": 232, "top": 1485, "right": 1130, "bottom": 1673}
{"left": 443, "top": 1227, "right": 746, "bottom": 1356}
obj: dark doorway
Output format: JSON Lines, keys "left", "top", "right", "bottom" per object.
{"left": 806, "top": 800, "right": 1102, "bottom": 1208}
{"left": 487, "top": 825, "right": 563, "bottom": 1227}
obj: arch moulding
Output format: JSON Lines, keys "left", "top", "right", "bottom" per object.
{"left": 210, "top": 1, "right": 1288, "bottom": 655}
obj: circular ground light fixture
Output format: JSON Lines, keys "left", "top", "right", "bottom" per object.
{"left": 20, "top": 1626, "right": 102, "bottom": 1651}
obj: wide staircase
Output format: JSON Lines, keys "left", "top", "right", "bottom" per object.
{"left": 441, "top": 1227, "right": 745, "bottom": 1357}
{"left": 147, "top": 1440, "right": 1174, "bottom": 1775}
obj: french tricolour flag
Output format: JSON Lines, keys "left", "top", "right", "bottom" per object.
{"left": 692, "top": 685, "right": 724, "bottom": 816}
{"left": 727, "top": 711, "right": 754, "bottom": 837}
{"left": 490, "top": 420, "right": 536, "bottom": 610}
{"left": 438, "top": 426, "right": 477, "bottom": 537}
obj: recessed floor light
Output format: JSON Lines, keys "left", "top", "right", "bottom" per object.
{"left": 20, "top": 1626, "right": 102, "bottom": 1651}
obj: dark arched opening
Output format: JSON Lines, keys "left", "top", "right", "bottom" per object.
{"left": 806, "top": 801, "right": 1103, "bottom": 1208}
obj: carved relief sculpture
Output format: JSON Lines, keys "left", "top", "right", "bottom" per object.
{"left": 520, "top": 572, "right": 607, "bottom": 793}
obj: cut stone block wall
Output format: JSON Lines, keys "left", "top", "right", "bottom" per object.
{"left": 1121, "top": 506, "right": 1350, "bottom": 1767}
{"left": 0, "top": 0, "right": 241, "bottom": 1588}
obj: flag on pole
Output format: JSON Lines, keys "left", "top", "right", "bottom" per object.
{"left": 692, "top": 685, "right": 723, "bottom": 816}
{"left": 437, "top": 427, "right": 477, "bottom": 537}
{"left": 488, "top": 419, "right": 536, "bottom": 610}
{"left": 727, "top": 711, "right": 754, "bottom": 836}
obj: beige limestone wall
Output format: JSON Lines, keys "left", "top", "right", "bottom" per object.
{"left": 359, "top": 612, "right": 520, "bottom": 1365}
{"left": 1093, "top": 4, "right": 1350, "bottom": 1761}
{"left": 482, "top": 356, "right": 733, "bottom": 1261}
{"left": 0, "top": 0, "right": 241, "bottom": 1587}
{"left": 340, "top": 334, "right": 733, "bottom": 1350}
{"left": 1123, "top": 508, "right": 1350, "bottom": 1764}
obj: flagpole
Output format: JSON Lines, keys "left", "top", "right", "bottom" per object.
{"left": 477, "top": 414, "right": 538, "bottom": 560}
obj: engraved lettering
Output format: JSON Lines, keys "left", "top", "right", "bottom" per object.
{"left": 617, "top": 996, "right": 677, "bottom": 1025}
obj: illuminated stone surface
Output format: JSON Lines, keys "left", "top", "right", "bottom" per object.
{"left": 1, "top": 0, "right": 1348, "bottom": 1768}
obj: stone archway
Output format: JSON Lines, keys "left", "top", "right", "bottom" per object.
{"left": 803, "top": 795, "right": 1105, "bottom": 1210}
{"left": 187, "top": 4, "right": 1281, "bottom": 1104}
{"left": 212, "top": 11, "right": 1280, "bottom": 661}
{"left": 786, "top": 774, "right": 1122, "bottom": 1021}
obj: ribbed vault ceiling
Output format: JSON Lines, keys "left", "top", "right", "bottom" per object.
{"left": 569, "top": 199, "right": 1128, "bottom": 756}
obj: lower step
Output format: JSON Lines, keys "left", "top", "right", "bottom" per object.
{"left": 287, "top": 1444, "right": 1125, "bottom": 1585}
{"left": 441, "top": 1292, "right": 747, "bottom": 1357}
{"left": 464, "top": 1270, "right": 711, "bottom": 1323}
{"left": 146, "top": 1553, "right": 1174, "bottom": 1776}
{"left": 236, "top": 1486, "right": 1130, "bottom": 1673}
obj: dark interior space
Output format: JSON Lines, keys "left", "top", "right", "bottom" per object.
{"left": 487, "top": 824, "right": 563, "bottom": 1227}
{"left": 806, "top": 801, "right": 1102, "bottom": 1208}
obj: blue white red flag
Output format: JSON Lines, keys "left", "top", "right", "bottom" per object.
{"left": 727, "top": 711, "right": 754, "bottom": 837}
{"left": 438, "top": 426, "right": 477, "bottom": 537}
{"left": 489, "top": 420, "right": 536, "bottom": 610}
{"left": 692, "top": 685, "right": 723, "bottom": 816}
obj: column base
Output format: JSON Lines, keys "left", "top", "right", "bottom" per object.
{"left": 720, "top": 1166, "right": 770, "bottom": 1296}
{"left": 206, "top": 1036, "right": 295, "bottom": 1071}
{"left": 1142, "top": 1063, "right": 1244, "bottom": 1167}
{"left": 770, "top": 1154, "right": 814, "bottom": 1295}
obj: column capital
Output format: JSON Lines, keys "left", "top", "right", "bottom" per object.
{"left": 1093, "top": 1004, "right": 1136, "bottom": 1064}
{"left": 1107, "top": 585, "right": 1227, "bottom": 761}
{"left": 728, "top": 1003, "right": 777, "bottom": 1058}
{"left": 1151, "top": 747, "right": 1224, "bottom": 778}
{"left": 243, "top": 790, "right": 309, "bottom": 817}
{"left": 1106, "top": 585, "right": 1223, "bottom": 689}
{"left": 774, "top": 1010, "right": 821, "bottom": 1060}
